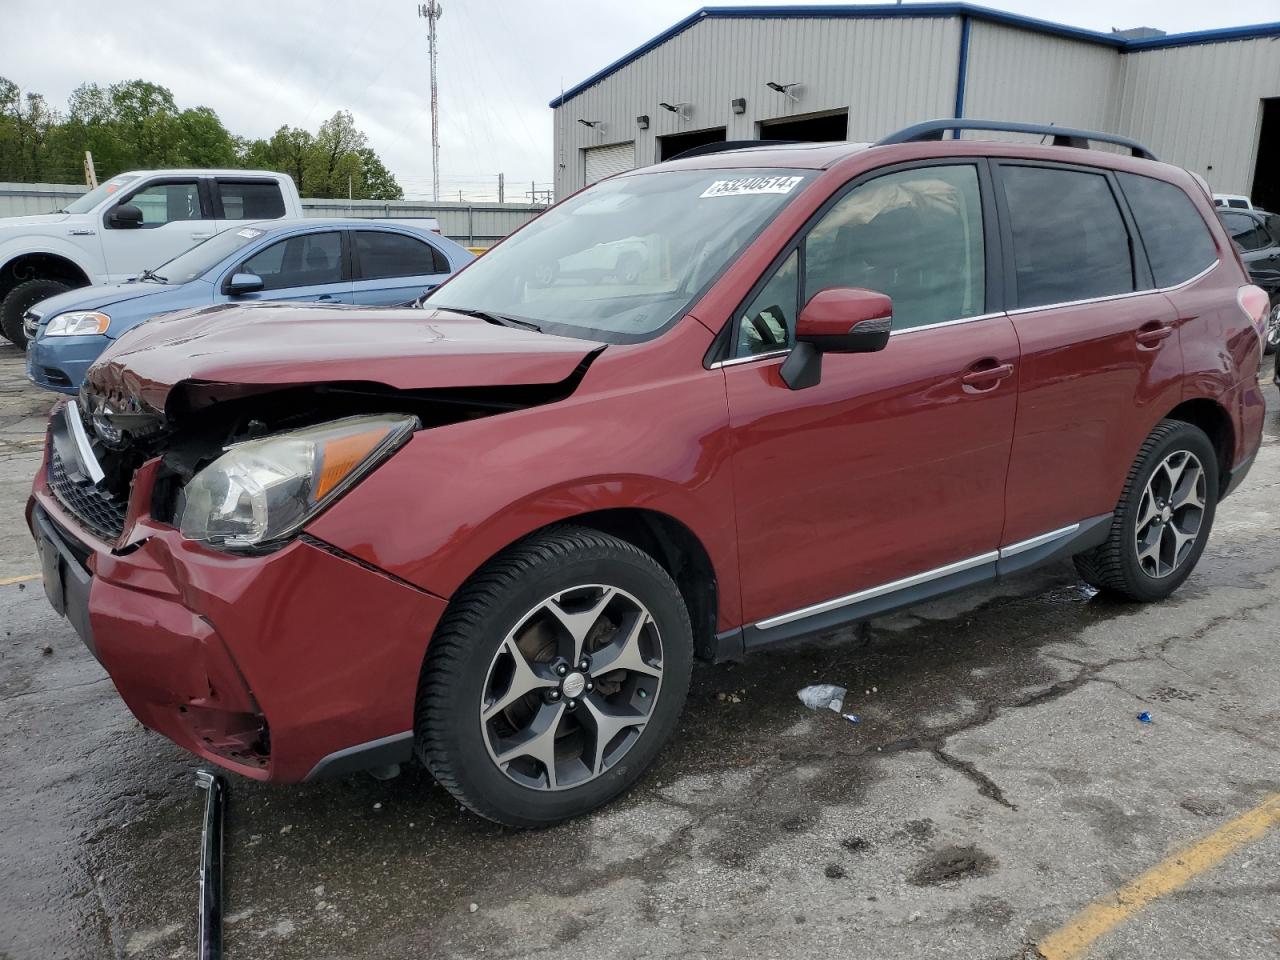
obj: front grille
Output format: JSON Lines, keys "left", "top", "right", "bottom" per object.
{"left": 47, "top": 444, "right": 128, "bottom": 542}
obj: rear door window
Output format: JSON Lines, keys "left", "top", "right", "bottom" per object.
{"left": 1118, "top": 173, "right": 1217, "bottom": 286}
{"left": 217, "top": 180, "right": 286, "bottom": 220}
{"left": 998, "top": 165, "right": 1134, "bottom": 309}
{"left": 241, "top": 231, "right": 343, "bottom": 290}
{"left": 355, "top": 230, "right": 449, "bottom": 279}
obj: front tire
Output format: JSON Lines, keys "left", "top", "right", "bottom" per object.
{"left": 1074, "top": 420, "right": 1218, "bottom": 601}
{"left": 415, "top": 526, "right": 693, "bottom": 827}
{"left": 1, "top": 278, "right": 72, "bottom": 347}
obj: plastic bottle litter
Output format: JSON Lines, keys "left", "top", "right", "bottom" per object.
{"left": 842, "top": 713, "right": 861, "bottom": 725}
{"left": 797, "top": 684, "right": 846, "bottom": 713}
{"left": 1137, "top": 711, "right": 1153, "bottom": 724}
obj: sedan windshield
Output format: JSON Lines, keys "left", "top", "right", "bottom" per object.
{"left": 145, "top": 226, "right": 268, "bottom": 284}
{"left": 428, "top": 168, "right": 813, "bottom": 342}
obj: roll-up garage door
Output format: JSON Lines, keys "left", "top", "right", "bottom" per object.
{"left": 584, "top": 142, "right": 635, "bottom": 186}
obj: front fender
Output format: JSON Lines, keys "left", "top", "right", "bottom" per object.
{"left": 305, "top": 336, "right": 743, "bottom": 630}
{"left": 0, "top": 234, "right": 98, "bottom": 284}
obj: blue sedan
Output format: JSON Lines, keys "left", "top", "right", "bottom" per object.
{"left": 25, "top": 218, "right": 473, "bottom": 394}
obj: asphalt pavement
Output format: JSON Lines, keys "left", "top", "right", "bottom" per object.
{"left": 1, "top": 338, "right": 1278, "bottom": 960}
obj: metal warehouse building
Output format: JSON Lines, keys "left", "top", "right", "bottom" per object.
{"left": 550, "top": 3, "right": 1280, "bottom": 206}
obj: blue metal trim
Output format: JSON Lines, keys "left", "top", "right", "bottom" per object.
{"left": 953, "top": 15, "right": 971, "bottom": 135}
{"left": 549, "top": 3, "right": 1280, "bottom": 109}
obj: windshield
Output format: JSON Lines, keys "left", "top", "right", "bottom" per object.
{"left": 146, "top": 226, "right": 268, "bottom": 284}
{"left": 427, "top": 168, "right": 814, "bottom": 342}
{"left": 62, "top": 175, "right": 140, "bottom": 214}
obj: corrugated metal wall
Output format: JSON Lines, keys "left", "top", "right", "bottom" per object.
{"left": 554, "top": 15, "right": 960, "bottom": 197}
{"left": 963, "top": 21, "right": 1121, "bottom": 138}
{"left": 1117, "top": 39, "right": 1280, "bottom": 195}
{"left": 553, "top": 13, "right": 1280, "bottom": 200}
{"left": 0, "top": 184, "right": 544, "bottom": 248}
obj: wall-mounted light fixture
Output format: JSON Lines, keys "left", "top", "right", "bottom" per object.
{"left": 765, "top": 81, "right": 802, "bottom": 103}
{"left": 636, "top": 114, "right": 650, "bottom": 130}
{"left": 658, "top": 101, "right": 692, "bottom": 121}
{"left": 731, "top": 97, "right": 747, "bottom": 115}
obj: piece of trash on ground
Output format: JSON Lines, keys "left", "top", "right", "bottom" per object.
{"left": 842, "top": 713, "right": 861, "bottom": 725}
{"left": 798, "top": 684, "right": 846, "bottom": 713}
{"left": 1137, "top": 711, "right": 1153, "bottom": 724}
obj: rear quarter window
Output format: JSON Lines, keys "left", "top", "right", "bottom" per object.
{"left": 1119, "top": 173, "right": 1218, "bottom": 286}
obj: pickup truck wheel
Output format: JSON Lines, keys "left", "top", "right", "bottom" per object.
{"left": 415, "top": 526, "right": 692, "bottom": 827}
{"left": 1073, "top": 420, "right": 1218, "bottom": 602}
{"left": 1, "top": 278, "right": 71, "bottom": 347}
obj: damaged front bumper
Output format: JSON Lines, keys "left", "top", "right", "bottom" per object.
{"left": 27, "top": 439, "right": 448, "bottom": 782}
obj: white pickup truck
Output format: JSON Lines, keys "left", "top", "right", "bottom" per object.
{"left": 0, "top": 170, "right": 303, "bottom": 345}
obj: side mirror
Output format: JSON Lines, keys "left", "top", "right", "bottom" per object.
{"left": 780, "top": 287, "right": 893, "bottom": 390}
{"left": 108, "top": 203, "right": 144, "bottom": 229}
{"left": 224, "top": 272, "right": 264, "bottom": 296}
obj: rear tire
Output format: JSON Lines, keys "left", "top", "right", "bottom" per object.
{"left": 1074, "top": 419, "right": 1218, "bottom": 601}
{"left": 415, "top": 525, "right": 693, "bottom": 827}
{"left": 1, "top": 278, "right": 72, "bottom": 347}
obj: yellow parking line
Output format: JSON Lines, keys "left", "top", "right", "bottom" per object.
{"left": 1038, "top": 792, "right": 1280, "bottom": 959}
{"left": 0, "top": 573, "right": 40, "bottom": 586}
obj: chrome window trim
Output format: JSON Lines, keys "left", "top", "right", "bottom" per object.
{"left": 755, "top": 550, "right": 999, "bottom": 630}
{"left": 998, "top": 523, "right": 1079, "bottom": 559}
{"left": 752, "top": 520, "right": 1095, "bottom": 631}
{"left": 1005, "top": 259, "right": 1219, "bottom": 316}
{"left": 715, "top": 258, "right": 1220, "bottom": 367}
{"left": 709, "top": 349, "right": 790, "bottom": 369}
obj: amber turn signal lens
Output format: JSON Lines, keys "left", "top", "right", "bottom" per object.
{"left": 314, "top": 428, "right": 394, "bottom": 501}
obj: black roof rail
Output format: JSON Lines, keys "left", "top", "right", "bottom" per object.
{"left": 666, "top": 139, "right": 800, "bottom": 162}
{"left": 876, "top": 119, "right": 1158, "bottom": 161}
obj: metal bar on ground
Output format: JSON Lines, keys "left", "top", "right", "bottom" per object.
{"left": 195, "top": 769, "right": 226, "bottom": 960}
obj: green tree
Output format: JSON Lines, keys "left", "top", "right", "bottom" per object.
{"left": 0, "top": 76, "right": 402, "bottom": 201}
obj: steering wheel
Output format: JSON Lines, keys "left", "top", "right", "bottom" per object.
{"left": 746, "top": 305, "right": 788, "bottom": 348}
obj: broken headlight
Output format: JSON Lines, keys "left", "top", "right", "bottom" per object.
{"left": 178, "top": 414, "right": 417, "bottom": 549}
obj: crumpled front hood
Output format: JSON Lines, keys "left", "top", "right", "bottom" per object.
{"left": 83, "top": 303, "right": 603, "bottom": 415}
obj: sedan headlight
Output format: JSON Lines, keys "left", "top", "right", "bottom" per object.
{"left": 45, "top": 311, "right": 111, "bottom": 337}
{"left": 179, "top": 414, "right": 418, "bottom": 549}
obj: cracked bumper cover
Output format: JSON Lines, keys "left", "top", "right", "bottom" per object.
{"left": 27, "top": 450, "right": 447, "bottom": 783}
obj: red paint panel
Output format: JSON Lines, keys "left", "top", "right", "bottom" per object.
{"left": 726, "top": 317, "right": 1019, "bottom": 624}
{"left": 1003, "top": 292, "right": 1183, "bottom": 544}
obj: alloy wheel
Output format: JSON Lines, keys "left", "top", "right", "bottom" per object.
{"left": 1133, "top": 450, "right": 1206, "bottom": 579}
{"left": 480, "top": 584, "right": 663, "bottom": 790}
{"left": 1267, "top": 303, "right": 1280, "bottom": 349}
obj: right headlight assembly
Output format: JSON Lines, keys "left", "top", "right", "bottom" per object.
{"left": 179, "top": 414, "right": 418, "bottom": 549}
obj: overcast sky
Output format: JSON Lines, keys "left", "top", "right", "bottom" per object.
{"left": 2, "top": 0, "right": 1276, "bottom": 200}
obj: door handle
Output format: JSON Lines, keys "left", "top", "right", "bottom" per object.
{"left": 1136, "top": 321, "right": 1173, "bottom": 347}
{"left": 316, "top": 294, "right": 336, "bottom": 302}
{"left": 961, "top": 359, "right": 1015, "bottom": 390}
{"left": 190, "top": 232, "right": 214, "bottom": 240}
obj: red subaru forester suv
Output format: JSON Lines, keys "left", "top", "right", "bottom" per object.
{"left": 30, "top": 120, "right": 1268, "bottom": 826}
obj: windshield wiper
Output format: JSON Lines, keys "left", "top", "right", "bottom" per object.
{"left": 138, "top": 268, "right": 167, "bottom": 283}
{"left": 446, "top": 307, "right": 541, "bottom": 333}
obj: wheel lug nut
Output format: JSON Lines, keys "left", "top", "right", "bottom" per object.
{"left": 547, "top": 689, "right": 561, "bottom": 701}
{"left": 566, "top": 699, "right": 577, "bottom": 710}
{"left": 556, "top": 664, "right": 568, "bottom": 676}
{"left": 579, "top": 658, "right": 590, "bottom": 671}
{"left": 585, "top": 681, "right": 594, "bottom": 692}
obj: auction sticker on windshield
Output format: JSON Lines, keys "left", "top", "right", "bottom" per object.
{"left": 699, "top": 175, "right": 804, "bottom": 199}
